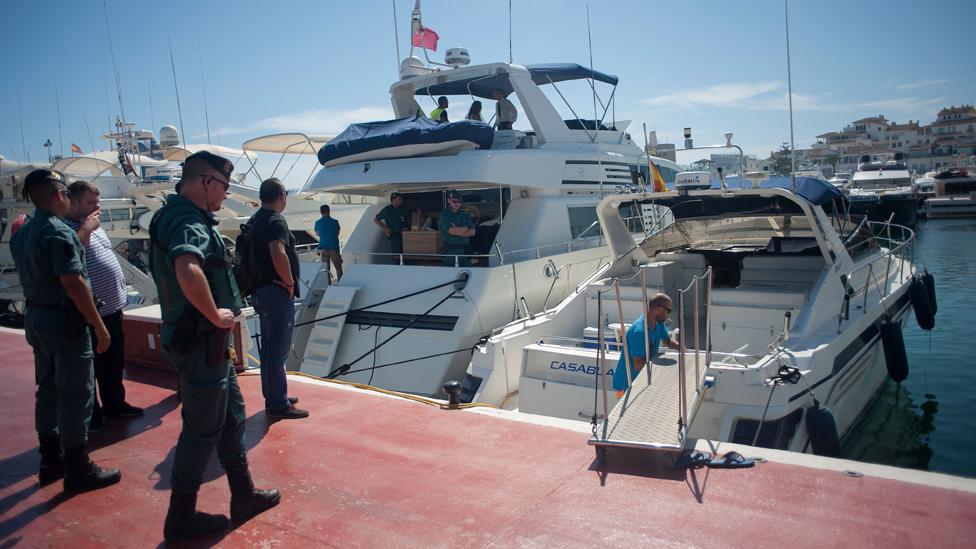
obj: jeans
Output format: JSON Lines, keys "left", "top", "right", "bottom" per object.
{"left": 252, "top": 284, "right": 295, "bottom": 411}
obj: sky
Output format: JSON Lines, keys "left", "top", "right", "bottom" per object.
{"left": 2, "top": 0, "right": 974, "bottom": 186}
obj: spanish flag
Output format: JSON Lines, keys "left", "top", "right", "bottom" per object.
{"left": 70, "top": 143, "right": 83, "bottom": 155}
{"left": 649, "top": 157, "right": 667, "bottom": 192}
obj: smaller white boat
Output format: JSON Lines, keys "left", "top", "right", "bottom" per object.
{"left": 922, "top": 167, "right": 976, "bottom": 218}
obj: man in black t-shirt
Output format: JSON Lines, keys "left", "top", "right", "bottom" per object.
{"left": 247, "top": 178, "right": 308, "bottom": 419}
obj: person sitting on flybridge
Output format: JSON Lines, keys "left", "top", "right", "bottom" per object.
{"left": 612, "top": 293, "right": 682, "bottom": 397}
{"left": 430, "top": 96, "right": 449, "bottom": 124}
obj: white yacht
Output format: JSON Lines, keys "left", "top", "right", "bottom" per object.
{"left": 828, "top": 171, "right": 851, "bottom": 189}
{"left": 465, "top": 175, "right": 923, "bottom": 456}
{"left": 922, "top": 166, "right": 976, "bottom": 218}
{"left": 847, "top": 153, "right": 917, "bottom": 226}
{"left": 292, "top": 58, "right": 679, "bottom": 396}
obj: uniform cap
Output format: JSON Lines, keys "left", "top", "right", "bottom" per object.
{"left": 185, "top": 150, "right": 233, "bottom": 178}
{"left": 24, "top": 169, "right": 66, "bottom": 188}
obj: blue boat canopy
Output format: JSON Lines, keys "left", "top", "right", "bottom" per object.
{"left": 712, "top": 175, "right": 845, "bottom": 206}
{"left": 414, "top": 63, "right": 619, "bottom": 98}
{"left": 317, "top": 115, "right": 494, "bottom": 166}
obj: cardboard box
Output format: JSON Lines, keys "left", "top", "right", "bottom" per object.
{"left": 123, "top": 305, "right": 250, "bottom": 372}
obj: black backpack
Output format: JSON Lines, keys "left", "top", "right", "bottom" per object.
{"left": 233, "top": 220, "right": 261, "bottom": 297}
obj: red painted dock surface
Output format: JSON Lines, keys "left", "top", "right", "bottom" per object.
{"left": 1, "top": 328, "right": 975, "bottom": 548}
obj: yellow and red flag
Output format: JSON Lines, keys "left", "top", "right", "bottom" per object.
{"left": 70, "top": 143, "right": 83, "bottom": 155}
{"left": 649, "top": 158, "right": 667, "bottom": 192}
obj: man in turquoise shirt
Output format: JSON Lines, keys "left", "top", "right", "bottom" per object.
{"left": 314, "top": 204, "right": 342, "bottom": 281}
{"left": 439, "top": 190, "right": 476, "bottom": 267}
{"left": 612, "top": 293, "right": 681, "bottom": 394}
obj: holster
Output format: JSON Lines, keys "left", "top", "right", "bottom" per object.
{"left": 196, "top": 318, "right": 230, "bottom": 369}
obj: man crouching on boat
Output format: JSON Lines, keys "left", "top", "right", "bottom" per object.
{"left": 612, "top": 293, "right": 681, "bottom": 397}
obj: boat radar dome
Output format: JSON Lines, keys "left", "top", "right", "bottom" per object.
{"left": 159, "top": 125, "right": 180, "bottom": 147}
{"left": 399, "top": 56, "right": 429, "bottom": 79}
{"left": 444, "top": 47, "right": 470, "bottom": 67}
{"left": 675, "top": 171, "right": 712, "bottom": 194}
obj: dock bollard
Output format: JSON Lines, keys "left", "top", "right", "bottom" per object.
{"left": 443, "top": 381, "right": 462, "bottom": 409}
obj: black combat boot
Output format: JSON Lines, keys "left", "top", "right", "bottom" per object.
{"left": 63, "top": 447, "right": 121, "bottom": 492}
{"left": 38, "top": 435, "right": 63, "bottom": 485}
{"left": 226, "top": 462, "right": 280, "bottom": 523}
{"left": 163, "top": 490, "right": 229, "bottom": 542}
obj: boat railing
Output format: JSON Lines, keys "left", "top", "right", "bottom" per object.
{"left": 342, "top": 233, "right": 609, "bottom": 268}
{"left": 840, "top": 219, "right": 915, "bottom": 325}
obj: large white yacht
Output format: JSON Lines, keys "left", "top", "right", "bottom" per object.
{"left": 921, "top": 166, "right": 976, "bottom": 218}
{"left": 465, "top": 175, "right": 924, "bottom": 456}
{"left": 293, "top": 57, "right": 679, "bottom": 396}
{"left": 847, "top": 152, "right": 917, "bottom": 226}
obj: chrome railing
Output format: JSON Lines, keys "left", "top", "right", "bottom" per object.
{"left": 839, "top": 219, "right": 915, "bottom": 328}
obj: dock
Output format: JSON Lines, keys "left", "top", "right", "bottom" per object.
{"left": 1, "top": 328, "right": 974, "bottom": 547}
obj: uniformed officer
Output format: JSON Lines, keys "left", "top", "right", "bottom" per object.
{"left": 11, "top": 169, "right": 121, "bottom": 491}
{"left": 439, "top": 189, "right": 476, "bottom": 266}
{"left": 373, "top": 192, "right": 409, "bottom": 259}
{"left": 148, "top": 151, "right": 279, "bottom": 542}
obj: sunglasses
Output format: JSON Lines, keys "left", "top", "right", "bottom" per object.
{"left": 659, "top": 305, "right": 672, "bottom": 314}
{"left": 206, "top": 174, "right": 230, "bottom": 192}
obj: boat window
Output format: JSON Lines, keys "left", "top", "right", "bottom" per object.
{"left": 568, "top": 205, "right": 600, "bottom": 239}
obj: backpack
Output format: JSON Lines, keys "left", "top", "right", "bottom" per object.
{"left": 233, "top": 220, "right": 261, "bottom": 298}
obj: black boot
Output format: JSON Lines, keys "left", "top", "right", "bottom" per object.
{"left": 38, "top": 435, "right": 63, "bottom": 485}
{"left": 226, "top": 462, "right": 280, "bottom": 523}
{"left": 63, "top": 448, "right": 121, "bottom": 492}
{"left": 163, "top": 490, "right": 229, "bottom": 542}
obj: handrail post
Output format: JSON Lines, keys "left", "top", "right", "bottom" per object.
{"left": 597, "top": 291, "right": 609, "bottom": 431}
{"left": 863, "top": 263, "right": 873, "bottom": 311}
{"left": 677, "top": 288, "right": 686, "bottom": 431}
{"left": 614, "top": 280, "right": 633, "bottom": 390}
{"left": 639, "top": 267, "right": 650, "bottom": 384}
{"left": 705, "top": 267, "right": 713, "bottom": 368}
{"left": 693, "top": 275, "right": 700, "bottom": 389}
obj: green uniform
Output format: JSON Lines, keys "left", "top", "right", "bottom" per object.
{"left": 375, "top": 204, "right": 408, "bottom": 255}
{"left": 149, "top": 194, "right": 245, "bottom": 494}
{"left": 11, "top": 208, "right": 95, "bottom": 450}
{"left": 439, "top": 207, "right": 475, "bottom": 266}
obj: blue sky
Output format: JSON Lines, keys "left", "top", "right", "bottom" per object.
{"left": 2, "top": 0, "right": 974, "bottom": 184}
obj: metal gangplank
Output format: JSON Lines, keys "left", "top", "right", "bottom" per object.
{"left": 588, "top": 268, "right": 712, "bottom": 457}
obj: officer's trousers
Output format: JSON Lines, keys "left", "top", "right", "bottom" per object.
{"left": 24, "top": 308, "right": 94, "bottom": 450}
{"left": 164, "top": 331, "right": 247, "bottom": 494}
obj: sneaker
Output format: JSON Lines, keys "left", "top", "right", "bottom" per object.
{"left": 88, "top": 416, "right": 107, "bottom": 434}
{"left": 267, "top": 405, "right": 309, "bottom": 419}
{"left": 105, "top": 403, "right": 144, "bottom": 418}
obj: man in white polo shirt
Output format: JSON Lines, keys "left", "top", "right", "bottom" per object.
{"left": 65, "top": 181, "right": 143, "bottom": 431}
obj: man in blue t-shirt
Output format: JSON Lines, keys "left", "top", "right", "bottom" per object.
{"left": 612, "top": 292, "right": 681, "bottom": 395}
{"left": 314, "top": 204, "right": 342, "bottom": 281}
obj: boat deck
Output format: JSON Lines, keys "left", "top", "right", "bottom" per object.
{"left": 1, "top": 329, "right": 975, "bottom": 547}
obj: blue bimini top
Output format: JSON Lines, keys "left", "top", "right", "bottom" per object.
{"left": 317, "top": 115, "right": 495, "bottom": 166}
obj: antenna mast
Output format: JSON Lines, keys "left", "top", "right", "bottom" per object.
{"left": 392, "top": 0, "right": 401, "bottom": 76}
{"left": 198, "top": 43, "right": 212, "bottom": 144}
{"left": 508, "top": 0, "right": 513, "bottom": 63}
{"left": 17, "top": 89, "right": 29, "bottom": 163}
{"left": 102, "top": 2, "right": 128, "bottom": 127}
{"left": 784, "top": 0, "right": 797, "bottom": 191}
{"left": 586, "top": 4, "right": 598, "bottom": 144}
{"left": 55, "top": 82, "right": 64, "bottom": 158}
{"left": 168, "top": 38, "right": 187, "bottom": 149}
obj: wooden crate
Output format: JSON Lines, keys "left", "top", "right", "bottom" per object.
{"left": 403, "top": 231, "right": 442, "bottom": 255}
{"left": 123, "top": 305, "right": 249, "bottom": 372}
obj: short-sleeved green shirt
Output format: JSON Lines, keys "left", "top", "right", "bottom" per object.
{"left": 439, "top": 208, "right": 475, "bottom": 248}
{"left": 149, "top": 194, "right": 241, "bottom": 344}
{"left": 10, "top": 208, "right": 89, "bottom": 306}
{"left": 375, "top": 204, "right": 408, "bottom": 233}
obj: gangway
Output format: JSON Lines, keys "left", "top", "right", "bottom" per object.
{"left": 588, "top": 268, "right": 712, "bottom": 458}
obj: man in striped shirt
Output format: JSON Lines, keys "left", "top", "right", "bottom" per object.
{"left": 65, "top": 181, "right": 143, "bottom": 430}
